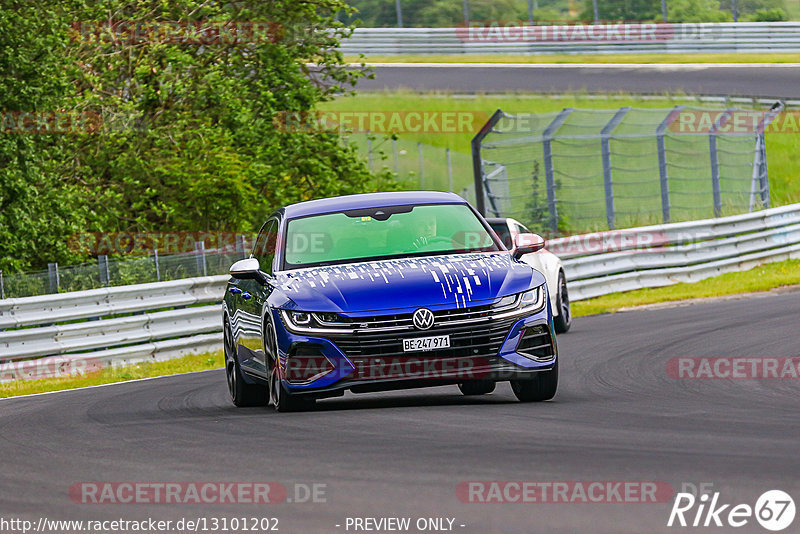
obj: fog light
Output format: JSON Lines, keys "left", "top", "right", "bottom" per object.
{"left": 285, "top": 344, "right": 334, "bottom": 384}
{"left": 516, "top": 325, "right": 555, "bottom": 362}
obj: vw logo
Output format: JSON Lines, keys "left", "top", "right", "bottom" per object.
{"left": 412, "top": 308, "right": 435, "bottom": 330}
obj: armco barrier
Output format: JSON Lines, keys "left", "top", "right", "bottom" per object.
{"left": 340, "top": 23, "right": 800, "bottom": 55}
{"left": 2, "top": 204, "right": 799, "bottom": 381}
{"left": 554, "top": 203, "right": 800, "bottom": 300}
{"left": 0, "top": 276, "right": 228, "bottom": 381}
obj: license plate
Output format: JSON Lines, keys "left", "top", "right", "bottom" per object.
{"left": 402, "top": 335, "right": 451, "bottom": 352}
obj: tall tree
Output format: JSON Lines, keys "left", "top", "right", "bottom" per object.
{"left": 0, "top": 0, "right": 390, "bottom": 271}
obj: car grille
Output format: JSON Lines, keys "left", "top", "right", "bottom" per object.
{"left": 328, "top": 305, "right": 520, "bottom": 379}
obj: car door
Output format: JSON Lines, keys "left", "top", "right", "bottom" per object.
{"left": 235, "top": 219, "right": 278, "bottom": 377}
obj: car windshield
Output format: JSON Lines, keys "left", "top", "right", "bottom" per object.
{"left": 283, "top": 203, "right": 500, "bottom": 269}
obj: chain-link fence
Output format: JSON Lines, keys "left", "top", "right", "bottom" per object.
{"left": 347, "top": 134, "right": 478, "bottom": 203}
{"left": 472, "top": 105, "right": 781, "bottom": 234}
{"left": 0, "top": 244, "right": 249, "bottom": 300}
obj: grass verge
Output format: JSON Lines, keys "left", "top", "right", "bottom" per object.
{"left": 346, "top": 53, "right": 800, "bottom": 64}
{"left": 572, "top": 258, "right": 800, "bottom": 317}
{"left": 0, "top": 351, "right": 224, "bottom": 399}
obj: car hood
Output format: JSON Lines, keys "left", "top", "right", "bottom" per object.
{"left": 273, "top": 252, "right": 543, "bottom": 314}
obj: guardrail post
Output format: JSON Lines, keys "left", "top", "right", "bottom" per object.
{"left": 195, "top": 242, "right": 207, "bottom": 277}
{"left": 752, "top": 101, "right": 783, "bottom": 210}
{"left": 236, "top": 234, "right": 247, "bottom": 259}
{"left": 446, "top": 148, "right": 453, "bottom": 192}
{"left": 366, "top": 136, "right": 373, "bottom": 172}
{"left": 98, "top": 255, "right": 110, "bottom": 286}
{"left": 482, "top": 165, "right": 507, "bottom": 217}
{"left": 656, "top": 106, "right": 684, "bottom": 223}
{"left": 0, "top": 270, "right": 4, "bottom": 300}
{"left": 708, "top": 109, "right": 733, "bottom": 218}
{"left": 542, "top": 108, "right": 574, "bottom": 232}
{"left": 395, "top": 0, "right": 403, "bottom": 27}
{"left": 392, "top": 138, "right": 399, "bottom": 173}
{"left": 470, "top": 109, "right": 505, "bottom": 216}
{"left": 152, "top": 249, "right": 161, "bottom": 281}
{"left": 600, "top": 107, "right": 630, "bottom": 230}
{"left": 418, "top": 142, "right": 425, "bottom": 188}
{"left": 48, "top": 263, "right": 60, "bottom": 294}
{"left": 758, "top": 135, "right": 770, "bottom": 209}
{"left": 709, "top": 140, "right": 722, "bottom": 218}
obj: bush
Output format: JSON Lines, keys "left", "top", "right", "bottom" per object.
{"left": 747, "top": 7, "right": 789, "bottom": 20}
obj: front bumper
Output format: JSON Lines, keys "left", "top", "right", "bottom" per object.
{"left": 272, "top": 298, "right": 557, "bottom": 397}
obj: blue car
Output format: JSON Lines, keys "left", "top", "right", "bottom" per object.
{"left": 223, "top": 191, "right": 558, "bottom": 411}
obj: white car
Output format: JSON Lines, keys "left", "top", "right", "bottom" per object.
{"left": 487, "top": 218, "right": 571, "bottom": 333}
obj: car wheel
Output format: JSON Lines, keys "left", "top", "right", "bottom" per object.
{"left": 224, "top": 320, "right": 268, "bottom": 407}
{"left": 458, "top": 381, "right": 496, "bottom": 396}
{"left": 269, "top": 360, "right": 316, "bottom": 412}
{"left": 510, "top": 360, "right": 558, "bottom": 402}
{"left": 265, "top": 318, "right": 315, "bottom": 413}
{"left": 553, "top": 270, "right": 572, "bottom": 334}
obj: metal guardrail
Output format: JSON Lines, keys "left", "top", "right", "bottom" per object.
{"left": 340, "top": 23, "right": 800, "bottom": 55}
{"left": 556, "top": 203, "right": 800, "bottom": 300}
{"left": 0, "top": 276, "right": 227, "bottom": 381}
{"left": 2, "top": 204, "right": 799, "bottom": 381}
{"left": 0, "top": 275, "right": 227, "bottom": 329}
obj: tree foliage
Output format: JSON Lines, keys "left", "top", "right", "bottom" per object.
{"left": 1, "top": 0, "right": 389, "bottom": 272}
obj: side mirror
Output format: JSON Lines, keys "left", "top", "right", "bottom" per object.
{"left": 230, "top": 258, "right": 267, "bottom": 285}
{"left": 513, "top": 233, "right": 545, "bottom": 259}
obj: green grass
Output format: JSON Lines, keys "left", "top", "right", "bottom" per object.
{"left": 0, "top": 351, "right": 224, "bottom": 399}
{"left": 572, "top": 258, "right": 800, "bottom": 316}
{"left": 346, "top": 53, "right": 800, "bottom": 64}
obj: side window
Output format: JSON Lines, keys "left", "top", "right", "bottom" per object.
{"left": 253, "top": 220, "right": 278, "bottom": 275}
{"left": 491, "top": 223, "right": 513, "bottom": 249}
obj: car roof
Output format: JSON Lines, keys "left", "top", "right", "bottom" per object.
{"left": 283, "top": 191, "right": 467, "bottom": 219}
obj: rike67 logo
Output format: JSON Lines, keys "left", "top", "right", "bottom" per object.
{"left": 668, "top": 489, "right": 795, "bottom": 531}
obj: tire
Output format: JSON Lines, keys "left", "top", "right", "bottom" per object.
{"left": 510, "top": 360, "right": 558, "bottom": 402}
{"left": 553, "top": 270, "right": 572, "bottom": 334}
{"left": 224, "top": 319, "right": 268, "bottom": 407}
{"left": 458, "top": 381, "right": 496, "bottom": 396}
{"left": 264, "top": 317, "right": 316, "bottom": 413}
{"left": 270, "top": 362, "right": 316, "bottom": 412}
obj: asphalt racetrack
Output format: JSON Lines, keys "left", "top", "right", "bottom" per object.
{"left": 1, "top": 290, "right": 799, "bottom": 533}
{"left": 355, "top": 63, "right": 800, "bottom": 98}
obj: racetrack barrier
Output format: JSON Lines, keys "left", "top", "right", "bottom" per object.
{"left": 0, "top": 276, "right": 227, "bottom": 381}
{"left": 2, "top": 204, "right": 799, "bottom": 379}
{"left": 341, "top": 23, "right": 800, "bottom": 55}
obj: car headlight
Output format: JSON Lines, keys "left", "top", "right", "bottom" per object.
{"left": 282, "top": 309, "right": 350, "bottom": 332}
{"left": 491, "top": 286, "right": 545, "bottom": 317}
{"left": 289, "top": 311, "right": 312, "bottom": 326}
{"left": 519, "top": 287, "right": 540, "bottom": 307}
